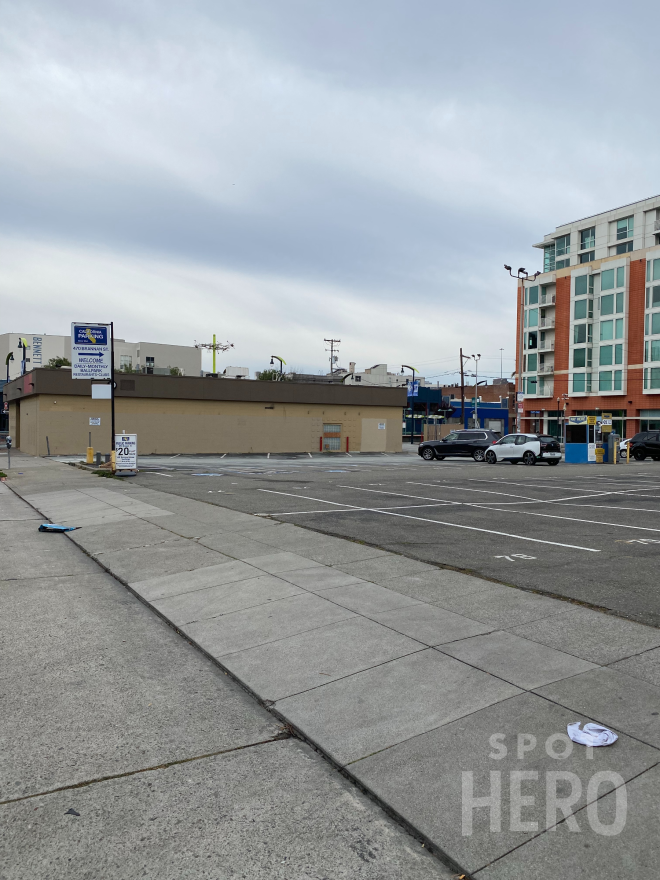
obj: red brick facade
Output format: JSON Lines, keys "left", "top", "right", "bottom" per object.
{"left": 517, "top": 255, "right": 660, "bottom": 437}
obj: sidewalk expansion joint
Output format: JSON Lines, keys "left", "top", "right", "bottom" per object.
{"left": 0, "top": 731, "right": 292, "bottom": 808}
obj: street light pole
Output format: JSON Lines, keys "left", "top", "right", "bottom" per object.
{"left": 470, "top": 354, "right": 481, "bottom": 427}
{"left": 504, "top": 265, "right": 540, "bottom": 431}
{"left": 270, "top": 356, "right": 286, "bottom": 379}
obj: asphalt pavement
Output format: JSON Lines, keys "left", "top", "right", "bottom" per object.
{"left": 118, "top": 451, "right": 660, "bottom": 627}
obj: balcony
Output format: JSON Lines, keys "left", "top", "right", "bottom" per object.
{"left": 540, "top": 317, "right": 555, "bottom": 328}
{"left": 538, "top": 364, "right": 554, "bottom": 374}
{"left": 538, "top": 341, "right": 555, "bottom": 352}
{"left": 540, "top": 293, "right": 556, "bottom": 306}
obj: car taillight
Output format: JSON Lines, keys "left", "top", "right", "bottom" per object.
{"left": 492, "top": 440, "right": 497, "bottom": 445}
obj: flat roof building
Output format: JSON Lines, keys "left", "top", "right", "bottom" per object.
{"left": 517, "top": 194, "right": 660, "bottom": 437}
{"left": 4, "top": 369, "right": 406, "bottom": 455}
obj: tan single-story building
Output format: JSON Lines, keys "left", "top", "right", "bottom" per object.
{"left": 5, "top": 369, "right": 407, "bottom": 455}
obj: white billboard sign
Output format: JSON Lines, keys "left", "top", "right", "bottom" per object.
{"left": 71, "top": 323, "right": 112, "bottom": 380}
{"left": 115, "top": 434, "right": 137, "bottom": 470}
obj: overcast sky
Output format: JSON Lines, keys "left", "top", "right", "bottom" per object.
{"left": 2, "top": 1, "right": 659, "bottom": 380}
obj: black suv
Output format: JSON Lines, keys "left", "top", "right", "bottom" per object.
{"left": 418, "top": 429, "right": 500, "bottom": 462}
{"left": 629, "top": 432, "right": 660, "bottom": 461}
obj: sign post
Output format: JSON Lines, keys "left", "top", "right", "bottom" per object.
{"left": 71, "top": 322, "right": 115, "bottom": 470}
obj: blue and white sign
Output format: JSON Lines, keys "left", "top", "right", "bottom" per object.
{"left": 71, "top": 323, "right": 112, "bottom": 380}
{"left": 407, "top": 380, "right": 419, "bottom": 397}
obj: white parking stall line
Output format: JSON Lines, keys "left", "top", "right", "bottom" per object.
{"left": 257, "top": 489, "right": 600, "bottom": 552}
{"left": 256, "top": 501, "right": 456, "bottom": 516}
{"left": 409, "top": 482, "right": 540, "bottom": 502}
{"left": 339, "top": 485, "right": 660, "bottom": 535}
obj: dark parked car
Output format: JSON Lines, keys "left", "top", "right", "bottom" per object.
{"left": 629, "top": 432, "right": 660, "bottom": 461}
{"left": 418, "top": 429, "right": 500, "bottom": 462}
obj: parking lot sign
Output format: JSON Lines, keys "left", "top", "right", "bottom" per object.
{"left": 115, "top": 434, "right": 137, "bottom": 470}
{"left": 71, "top": 323, "right": 112, "bottom": 380}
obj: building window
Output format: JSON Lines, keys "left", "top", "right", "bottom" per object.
{"left": 574, "top": 300, "right": 588, "bottom": 320}
{"left": 580, "top": 227, "right": 596, "bottom": 250}
{"left": 615, "top": 343, "right": 623, "bottom": 364}
{"left": 644, "top": 368, "right": 660, "bottom": 390}
{"left": 120, "top": 355, "right": 132, "bottom": 370}
{"left": 616, "top": 217, "right": 633, "bottom": 240}
{"left": 616, "top": 242, "right": 633, "bottom": 254}
{"left": 556, "top": 259, "right": 570, "bottom": 269}
{"left": 527, "top": 376, "right": 537, "bottom": 394}
{"left": 615, "top": 318, "right": 624, "bottom": 339}
{"left": 647, "top": 286, "right": 660, "bottom": 309}
{"left": 600, "top": 320, "right": 614, "bottom": 340}
{"left": 647, "top": 258, "right": 660, "bottom": 282}
{"left": 575, "top": 275, "right": 588, "bottom": 296}
{"left": 527, "top": 331, "right": 538, "bottom": 349}
{"left": 574, "top": 324, "right": 587, "bottom": 344}
{"left": 616, "top": 266, "right": 625, "bottom": 287}
{"left": 600, "top": 345, "right": 613, "bottom": 366}
{"left": 616, "top": 291, "right": 624, "bottom": 313}
{"left": 601, "top": 269, "right": 615, "bottom": 290}
{"left": 614, "top": 370, "right": 623, "bottom": 391}
{"left": 573, "top": 348, "right": 586, "bottom": 368}
{"left": 579, "top": 252, "right": 595, "bottom": 263}
{"left": 599, "top": 371, "right": 613, "bottom": 392}
{"left": 650, "top": 313, "right": 660, "bottom": 335}
{"left": 600, "top": 294, "right": 614, "bottom": 315}
{"left": 556, "top": 234, "right": 570, "bottom": 257}
{"left": 544, "top": 244, "right": 556, "bottom": 273}
{"left": 527, "top": 353, "right": 538, "bottom": 371}
{"left": 648, "top": 340, "right": 660, "bottom": 362}
{"left": 572, "top": 373, "right": 586, "bottom": 393}
{"left": 528, "top": 308, "right": 538, "bottom": 327}
{"left": 528, "top": 286, "right": 539, "bottom": 305}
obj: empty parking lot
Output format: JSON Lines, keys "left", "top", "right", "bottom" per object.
{"left": 109, "top": 453, "right": 660, "bottom": 627}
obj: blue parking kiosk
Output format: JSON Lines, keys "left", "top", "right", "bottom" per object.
{"left": 564, "top": 415, "right": 597, "bottom": 464}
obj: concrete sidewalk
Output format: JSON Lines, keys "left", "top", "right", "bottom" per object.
{"left": 6, "top": 454, "right": 660, "bottom": 877}
{"left": 0, "top": 462, "right": 453, "bottom": 880}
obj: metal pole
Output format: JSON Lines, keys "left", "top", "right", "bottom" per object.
{"left": 500, "top": 348, "right": 504, "bottom": 380}
{"left": 460, "top": 348, "right": 465, "bottom": 428}
{"left": 212, "top": 333, "right": 216, "bottom": 374}
{"left": 110, "top": 322, "right": 116, "bottom": 471}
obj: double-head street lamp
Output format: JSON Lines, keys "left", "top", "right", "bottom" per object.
{"left": 504, "top": 265, "right": 541, "bottom": 430}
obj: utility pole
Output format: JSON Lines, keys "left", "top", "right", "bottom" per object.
{"left": 195, "top": 336, "right": 234, "bottom": 375}
{"left": 324, "top": 338, "right": 341, "bottom": 373}
{"left": 500, "top": 348, "right": 504, "bottom": 380}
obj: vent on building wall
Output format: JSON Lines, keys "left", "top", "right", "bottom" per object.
{"left": 119, "top": 379, "right": 136, "bottom": 391}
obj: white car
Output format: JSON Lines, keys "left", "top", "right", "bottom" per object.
{"left": 484, "top": 433, "right": 562, "bottom": 466}
{"left": 619, "top": 438, "right": 630, "bottom": 459}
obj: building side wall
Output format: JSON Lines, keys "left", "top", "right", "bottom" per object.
{"left": 17, "top": 395, "right": 402, "bottom": 455}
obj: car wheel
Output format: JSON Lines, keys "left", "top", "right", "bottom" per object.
{"left": 547, "top": 459, "right": 559, "bottom": 466}
{"left": 522, "top": 450, "right": 536, "bottom": 466}
{"left": 485, "top": 450, "right": 497, "bottom": 464}
{"left": 421, "top": 447, "right": 435, "bottom": 461}
{"left": 634, "top": 450, "right": 646, "bottom": 461}
{"left": 435, "top": 455, "right": 445, "bottom": 460}
{"left": 472, "top": 448, "right": 486, "bottom": 462}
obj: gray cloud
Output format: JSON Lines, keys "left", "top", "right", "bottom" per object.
{"left": 2, "top": 0, "right": 659, "bottom": 376}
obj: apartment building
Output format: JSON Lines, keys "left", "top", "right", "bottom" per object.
{"left": 516, "top": 194, "right": 660, "bottom": 438}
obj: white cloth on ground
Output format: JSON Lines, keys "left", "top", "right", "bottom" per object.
{"left": 567, "top": 721, "right": 618, "bottom": 747}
